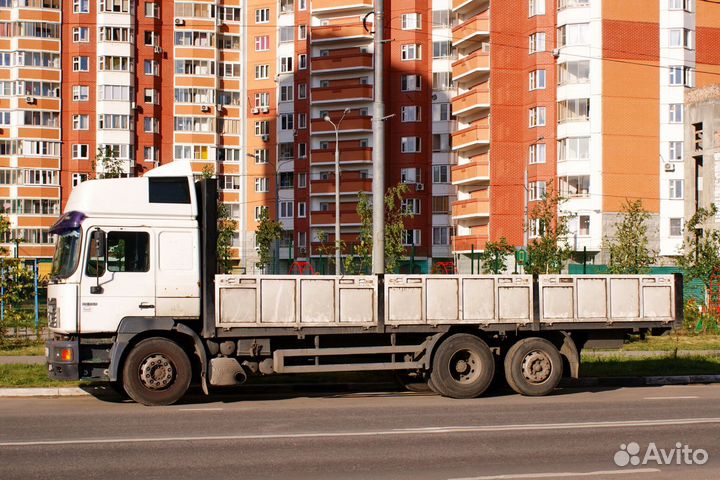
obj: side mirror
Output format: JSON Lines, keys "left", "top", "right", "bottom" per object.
{"left": 90, "top": 228, "right": 106, "bottom": 294}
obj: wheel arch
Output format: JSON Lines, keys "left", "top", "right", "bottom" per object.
{"left": 108, "top": 317, "right": 208, "bottom": 394}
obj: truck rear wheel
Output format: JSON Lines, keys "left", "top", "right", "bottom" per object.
{"left": 122, "top": 338, "right": 192, "bottom": 406}
{"left": 504, "top": 338, "right": 562, "bottom": 396}
{"left": 429, "top": 334, "right": 495, "bottom": 399}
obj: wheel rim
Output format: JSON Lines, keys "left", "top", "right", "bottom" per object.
{"left": 521, "top": 350, "right": 552, "bottom": 384}
{"left": 139, "top": 354, "right": 175, "bottom": 390}
{"left": 448, "top": 348, "right": 482, "bottom": 384}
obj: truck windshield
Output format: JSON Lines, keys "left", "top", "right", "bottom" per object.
{"left": 50, "top": 229, "right": 82, "bottom": 279}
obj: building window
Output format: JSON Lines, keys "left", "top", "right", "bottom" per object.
{"left": 401, "top": 106, "right": 421, "bottom": 122}
{"left": 432, "top": 10, "right": 450, "bottom": 28}
{"left": 255, "top": 36, "right": 269, "bottom": 51}
{"left": 255, "top": 177, "right": 269, "bottom": 193}
{"left": 669, "top": 218, "right": 683, "bottom": 237}
{"left": 73, "top": 0, "right": 89, "bottom": 13}
{"left": 400, "top": 167, "right": 421, "bottom": 183}
{"left": 280, "top": 113, "right": 294, "bottom": 131}
{"left": 669, "top": 141, "right": 683, "bottom": 161}
{"left": 432, "top": 196, "right": 450, "bottom": 214}
{"left": 433, "top": 227, "right": 450, "bottom": 246}
{"left": 558, "top": 137, "right": 590, "bottom": 161}
{"left": 433, "top": 103, "right": 451, "bottom": 122}
{"left": 72, "top": 56, "right": 89, "bottom": 72}
{"left": 529, "top": 32, "right": 546, "bottom": 53}
{"left": 145, "top": 2, "right": 160, "bottom": 18}
{"left": 72, "top": 114, "right": 89, "bottom": 130}
{"left": 401, "top": 137, "right": 421, "bottom": 153}
{"left": 401, "top": 74, "right": 422, "bottom": 92}
{"left": 433, "top": 41, "right": 451, "bottom": 59}
{"left": 669, "top": 179, "right": 684, "bottom": 199}
{"left": 529, "top": 107, "right": 546, "bottom": 127}
{"left": 401, "top": 44, "right": 422, "bottom": 61}
{"left": 402, "top": 229, "right": 421, "bottom": 246}
{"left": 279, "top": 26, "right": 294, "bottom": 43}
{"left": 280, "top": 57, "right": 293, "bottom": 73}
{"left": 669, "top": 0, "right": 692, "bottom": 12}
{"left": 255, "top": 64, "right": 269, "bottom": 80}
{"left": 72, "top": 144, "right": 89, "bottom": 160}
{"left": 298, "top": 25, "right": 307, "bottom": 40}
{"left": 297, "top": 231, "right": 307, "bottom": 248}
{"left": 432, "top": 72, "right": 452, "bottom": 90}
{"left": 529, "top": 0, "right": 546, "bottom": 17}
{"left": 558, "top": 23, "right": 589, "bottom": 47}
{"left": 298, "top": 143, "right": 307, "bottom": 158}
{"left": 558, "top": 61, "right": 590, "bottom": 85}
{"left": 297, "top": 202, "right": 306, "bottom": 218}
{"left": 144, "top": 60, "right": 159, "bottom": 76}
{"left": 280, "top": 85, "right": 294, "bottom": 102}
{"left": 144, "top": 31, "right": 159, "bottom": 47}
{"left": 279, "top": 201, "right": 293, "bottom": 219}
{"left": 72, "top": 27, "right": 89, "bottom": 43}
{"left": 528, "top": 181, "right": 547, "bottom": 201}
{"left": 144, "top": 147, "right": 158, "bottom": 162}
{"left": 144, "top": 117, "right": 159, "bottom": 133}
{"left": 255, "top": 121, "right": 270, "bottom": 136}
{"left": 577, "top": 215, "right": 591, "bottom": 236}
{"left": 529, "top": 144, "right": 546, "bottom": 164}
{"left": 144, "top": 88, "right": 158, "bottom": 104}
{"left": 558, "top": 98, "right": 590, "bottom": 122}
{"left": 668, "top": 104, "right": 683, "bottom": 123}
{"left": 401, "top": 13, "right": 421, "bottom": 30}
{"left": 529, "top": 70, "right": 546, "bottom": 90}
{"left": 298, "top": 84, "right": 307, "bottom": 99}
{"left": 72, "top": 85, "right": 89, "bottom": 101}
{"left": 668, "top": 28, "right": 693, "bottom": 49}
{"left": 560, "top": 176, "right": 590, "bottom": 197}
{"left": 72, "top": 173, "right": 88, "bottom": 188}
{"left": 298, "top": 113, "right": 307, "bottom": 129}
{"left": 401, "top": 198, "right": 422, "bottom": 215}
{"left": 298, "top": 54, "right": 307, "bottom": 70}
{"left": 255, "top": 8, "right": 270, "bottom": 23}
{"left": 432, "top": 134, "right": 450, "bottom": 152}
{"left": 432, "top": 165, "right": 450, "bottom": 183}
{"left": 559, "top": 0, "right": 590, "bottom": 8}
{"left": 668, "top": 65, "right": 694, "bottom": 87}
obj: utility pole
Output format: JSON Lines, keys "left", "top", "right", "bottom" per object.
{"left": 324, "top": 108, "right": 350, "bottom": 275}
{"left": 371, "top": 0, "right": 385, "bottom": 275}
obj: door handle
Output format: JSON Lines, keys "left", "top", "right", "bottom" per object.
{"left": 139, "top": 303, "right": 155, "bottom": 309}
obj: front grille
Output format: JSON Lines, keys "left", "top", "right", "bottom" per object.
{"left": 47, "top": 298, "right": 57, "bottom": 328}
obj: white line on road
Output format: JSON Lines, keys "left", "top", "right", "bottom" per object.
{"left": 643, "top": 396, "right": 699, "bottom": 400}
{"left": 176, "top": 408, "right": 224, "bottom": 412}
{"left": 450, "top": 468, "right": 661, "bottom": 480}
{"left": 1, "top": 417, "right": 718, "bottom": 448}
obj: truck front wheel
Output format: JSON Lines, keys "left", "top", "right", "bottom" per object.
{"left": 504, "top": 338, "right": 563, "bottom": 396}
{"left": 122, "top": 337, "right": 192, "bottom": 406}
{"left": 429, "top": 334, "right": 495, "bottom": 399}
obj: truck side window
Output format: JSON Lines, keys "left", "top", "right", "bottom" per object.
{"left": 85, "top": 230, "right": 106, "bottom": 277}
{"left": 107, "top": 232, "right": 150, "bottom": 272}
{"left": 85, "top": 231, "right": 150, "bottom": 276}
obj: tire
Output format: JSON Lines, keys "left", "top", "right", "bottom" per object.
{"left": 122, "top": 337, "right": 192, "bottom": 406}
{"left": 504, "top": 338, "right": 563, "bottom": 396}
{"left": 429, "top": 334, "right": 495, "bottom": 399}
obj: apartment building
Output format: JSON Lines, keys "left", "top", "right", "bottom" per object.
{"left": 0, "top": 0, "right": 62, "bottom": 261}
{"left": 450, "top": 0, "right": 720, "bottom": 270}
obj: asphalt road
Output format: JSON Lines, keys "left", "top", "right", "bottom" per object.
{"left": 1, "top": 384, "right": 719, "bottom": 480}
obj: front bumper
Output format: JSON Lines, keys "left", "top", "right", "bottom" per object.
{"left": 46, "top": 339, "right": 80, "bottom": 381}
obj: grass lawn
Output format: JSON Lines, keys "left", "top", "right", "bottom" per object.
{"left": 581, "top": 354, "right": 720, "bottom": 377}
{"left": 0, "top": 343, "right": 45, "bottom": 356}
{"left": 621, "top": 334, "right": 720, "bottom": 351}
{"left": 0, "top": 364, "right": 83, "bottom": 388}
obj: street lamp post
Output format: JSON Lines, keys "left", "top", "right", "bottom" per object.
{"left": 324, "top": 108, "right": 350, "bottom": 275}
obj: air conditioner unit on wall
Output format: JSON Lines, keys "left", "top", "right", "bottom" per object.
{"left": 201, "top": 105, "right": 211, "bottom": 112}
{"left": 252, "top": 107, "right": 259, "bottom": 114}
{"left": 552, "top": 48, "right": 560, "bottom": 58}
{"left": 262, "top": 107, "right": 270, "bottom": 113}
{"left": 262, "top": 134, "right": 270, "bottom": 142}
{"left": 153, "top": 46, "right": 162, "bottom": 54}
{"left": 416, "top": 183, "right": 424, "bottom": 191}
{"left": 25, "top": 96, "right": 36, "bottom": 104}
{"left": 174, "top": 18, "right": 185, "bottom": 26}
{"left": 664, "top": 163, "right": 675, "bottom": 172}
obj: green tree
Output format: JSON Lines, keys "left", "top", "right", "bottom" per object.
{"left": 383, "top": 183, "right": 412, "bottom": 273}
{"left": 343, "top": 192, "right": 373, "bottom": 275}
{"left": 676, "top": 204, "right": 720, "bottom": 295}
{"left": 479, "top": 237, "right": 515, "bottom": 274}
{"left": 200, "top": 166, "right": 238, "bottom": 273}
{"left": 254, "top": 207, "right": 283, "bottom": 273}
{"left": 93, "top": 147, "right": 125, "bottom": 179}
{"left": 0, "top": 214, "right": 35, "bottom": 344}
{"left": 604, "top": 199, "right": 657, "bottom": 274}
{"left": 525, "top": 186, "right": 572, "bottom": 275}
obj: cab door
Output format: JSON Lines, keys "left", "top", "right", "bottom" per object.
{"left": 80, "top": 228, "right": 156, "bottom": 333}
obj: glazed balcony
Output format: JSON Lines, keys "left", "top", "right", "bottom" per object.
{"left": 311, "top": 24, "right": 372, "bottom": 44}
{"left": 311, "top": 147, "right": 372, "bottom": 165}
{"left": 452, "top": 159, "right": 490, "bottom": 186}
{"left": 311, "top": 115, "right": 372, "bottom": 135}
{"left": 312, "top": 84, "right": 373, "bottom": 104}
{"left": 312, "top": 0, "right": 373, "bottom": 14}
{"left": 451, "top": 87, "right": 490, "bottom": 117}
{"left": 452, "top": 121, "right": 490, "bottom": 151}
{"left": 452, "top": 234, "right": 490, "bottom": 253}
{"left": 452, "top": 51, "right": 490, "bottom": 85}
{"left": 452, "top": 12, "right": 489, "bottom": 49}
{"left": 312, "top": 53, "right": 373, "bottom": 74}
{"left": 311, "top": 209, "right": 362, "bottom": 226}
{"left": 452, "top": 194, "right": 490, "bottom": 221}
{"left": 311, "top": 172, "right": 372, "bottom": 195}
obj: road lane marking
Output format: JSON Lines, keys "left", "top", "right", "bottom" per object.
{"left": 1, "top": 417, "right": 718, "bottom": 447}
{"left": 643, "top": 396, "right": 699, "bottom": 400}
{"left": 450, "top": 468, "right": 661, "bottom": 480}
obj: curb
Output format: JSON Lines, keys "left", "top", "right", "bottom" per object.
{"left": 1, "top": 376, "right": 719, "bottom": 398}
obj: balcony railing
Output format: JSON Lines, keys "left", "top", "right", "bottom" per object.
{"left": 451, "top": 87, "right": 490, "bottom": 116}
{"left": 312, "top": 53, "right": 373, "bottom": 73}
{"left": 451, "top": 160, "right": 490, "bottom": 186}
{"left": 311, "top": 24, "right": 372, "bottom": 43}
{"left": 311, "top": 209, "right": 362, "bottom": 225}
{"left": 452, "top": 12, "right": 489, "bottom": 48}
{"left": 452, "top": 233, "right": 489, "bottom": 252}
{"left": 311, "top": 116, "right": 372, "bottom": 134}
{"left": 452, "top": 51, "right": 490, "bottom": 83}
{"left": 311, "top": 147, "right": 372, "bottom": 164}
{"left": 452, "top": 196, "right": 490, "bottom": 220}
{"left": 312, "top": 84, "right": 373, "bottom": 103}
{"left": 451, "top": 121, "right": 490, "bottom": 151}
{"left": 311, "top": 174, "right": 372, "bottom": 195}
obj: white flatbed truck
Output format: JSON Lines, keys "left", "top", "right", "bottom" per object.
{"left": 46, "top": 163, "right": 683, "bottom": 405}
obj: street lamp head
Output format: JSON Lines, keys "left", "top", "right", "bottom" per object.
{"left": 323, "top": 115, "right": 331, "bottom": 122}
{"left": 343, "top": 108, "right": 351, "bottom": 114}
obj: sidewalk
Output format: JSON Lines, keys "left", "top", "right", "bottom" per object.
{"left": 0, "top": 355, "right": 45, "bottom": 365}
